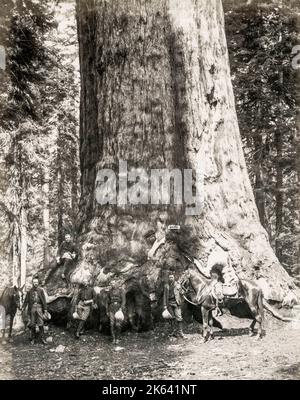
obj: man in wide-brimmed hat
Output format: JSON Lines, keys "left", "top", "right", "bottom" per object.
{"left": 107, "top": 279, "right": 126, "bottom": 345}
{"left": 23, "top": 277, "right": 48, "bottom": 345}
{"left": 74, "top": 282, "right": 95, "bottom": 339}
{"left": 163, "top": 267, "right": 186, "bottom": 339}
{"left": 56, "top": 233, "right": 78, "bottom": 284}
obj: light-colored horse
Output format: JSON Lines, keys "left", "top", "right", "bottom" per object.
{"left": 182, "top": 265, "right": 264, "bottom": 342}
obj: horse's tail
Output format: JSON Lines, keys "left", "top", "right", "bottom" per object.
{"left": 262, "top": 299, "right": 294, "bottom": 322}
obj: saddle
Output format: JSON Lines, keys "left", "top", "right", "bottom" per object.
{"left": 212, "top": 281, "right": 241, "bottom": 302}
{"left": 213, "top": 263, "right": 240, "bottom": 299}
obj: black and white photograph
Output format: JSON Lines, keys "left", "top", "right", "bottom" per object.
{"left": 0, "top": 0, "right": 300, "bottom": 382}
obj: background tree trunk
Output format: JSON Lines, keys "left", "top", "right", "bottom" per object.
{"left": 19, "top": 205, "right": 27, "bottom": 287}
{"left": 42, "top": 168, "right": 50, "bottom": 269}
{"left": 57, "top": 126, "right": 64, "bottom": 246}
{"left": 275, "top": 129, "right": 283, "bottom": 260}
{"left": 296, "top": 10, "right": 300, "bottom": 285}
{"left": 72, "top": 0, "right": 295, "bottom": 303}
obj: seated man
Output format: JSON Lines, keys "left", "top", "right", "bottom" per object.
{"left": 211, "top": 262, "right": 239, "bottom": 298}
{"left": 56, "top": 234, "right": 78, "bottom": 282}
{"left": 210, "top": 269, "right": 225, "bottom": 316}
{"left": 193, "top": 246, "right": 239, "bottom": 298}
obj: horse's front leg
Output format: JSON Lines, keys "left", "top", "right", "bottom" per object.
{"left": 201, "top": 306, "right": 210, "bottom": 343}
{"left": 1, "top": 327, "right": 7, "bottom": 344}
{"left": 248, "top": 319, "right": 256, "bottom": 337}
{"left": 208, "top": 311, "right": 214, "bottom": 341}
{"left": 8, "top": 315, "right": 14, "bottom": 342}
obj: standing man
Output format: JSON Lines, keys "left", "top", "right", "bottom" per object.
{"left": 163, "top": 268, "right": 186, "bottom": 339}
{"left": 23, "top": 277, "right": 48, "bottom": 345}
{"left": 56, "top": 234, "right": 78, "bottom": 283}
{"left": 75, "top": 282, "right": 95, "bottom": 339}
{"left": 107, "top": 279, "right": 126, "bottom": 345}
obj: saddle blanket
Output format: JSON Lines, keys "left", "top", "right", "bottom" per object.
{"left": 222, "top": 284, "right": 238, "bottom": 297}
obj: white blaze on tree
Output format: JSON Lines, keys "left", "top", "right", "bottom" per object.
{"left": 73, "top": 0, "right": 296, "bottom": 303}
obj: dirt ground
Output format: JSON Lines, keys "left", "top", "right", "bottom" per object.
{"left": 1, "top": 312, "right": 300, "bottom": 381}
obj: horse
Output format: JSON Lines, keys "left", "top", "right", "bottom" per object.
{"left": 182, "top": 265, "right": 264, "bottom": 342}
{"left": 0, "top": 286, "right": 23, "bottom": 342}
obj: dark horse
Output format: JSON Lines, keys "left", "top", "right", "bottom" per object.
{"left": 183, "top": 265, "right": 264, "bottom": 342}
{"left": 0, "top": 286, "right": 22, "bottom": 342}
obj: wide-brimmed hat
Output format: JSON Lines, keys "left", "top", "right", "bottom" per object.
{"left": 72, "top": 311, "right": 80, "bottom": 320}
{"left": 162, "top": 308, "right": 173, "bottom": 320}
{"left": 43, "top": 311, "right": 51, "bottom": 321}
{"left": 114, "top": 309, "right": 125, "bottom": 322}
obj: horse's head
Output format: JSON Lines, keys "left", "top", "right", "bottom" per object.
{"left": 181, "top": 264, "right": 213, "bottom": 305}
{"left": 12, "top": 285, "right": 24, "bottom": 310}
{"left": 186, "top": 265, "right": 207, "bottom": 291}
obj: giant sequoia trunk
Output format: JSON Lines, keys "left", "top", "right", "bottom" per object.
{"left": 71, "top": 0, "right": 296, "bottom": 307}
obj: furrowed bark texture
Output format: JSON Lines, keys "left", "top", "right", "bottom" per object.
{"left": 73, "top": 0, "right": 295, "bottom": 303}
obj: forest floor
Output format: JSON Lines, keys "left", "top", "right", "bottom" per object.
{"left": 1, "top": 313, "right": 300, "bottom": 380}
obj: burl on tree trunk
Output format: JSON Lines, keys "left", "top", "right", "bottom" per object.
{"left": 69, "top": 0, "right": 296, "bottom": 304}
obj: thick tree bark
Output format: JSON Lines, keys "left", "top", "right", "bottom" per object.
{"left": 72, "top": 0, "right": 295, "bottom": 303}
{"left": 71, "top": 144, "right": 79, "bottom": 228}
{"left": 253, "top": 133, "right": 267, "bottom": 230}
{"left": 274, "top": 129, "right": 283, "bottom": 260}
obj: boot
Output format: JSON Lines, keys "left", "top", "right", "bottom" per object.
{"left": 75, "top": 321, "right": 84, "bottom": 339}
{"left": 30, "top": 329, "right": 35, "bottom": 345}
{"left": 215, "top": 304, "right": 223, "bottom": 317}
{"left": 169, "top": 320, "right": 177, "bottom": 337}
{"left": 111, "top": 329, "right": 117, "bottom": 345}
{"left": 114, "top": 325, "right": 121, "bottom": 345}
{"left": 39, "top": 326, "right": 47, "bottom": 345}
{"left": 79, "top": 322, "right": 85, "bottom": 336}
{"left": 177, "top": 321, "right": 186, "bottom": 339}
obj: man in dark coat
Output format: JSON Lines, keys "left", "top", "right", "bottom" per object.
{"left": 107, "top": 279, "right": 126, "bottom": 345}
{"left": 56, "top": 234, "right": 78, "bottom": 283}
{"left": 75, "top": 283, "right": 95, "bottom": 339}
{"left": 163, "top": 268, "right": 186, "bottom": 339}
{"left": 23, "top": 277, "right": 47, "bottom": 344}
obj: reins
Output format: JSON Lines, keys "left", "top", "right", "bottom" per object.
{"left": 182, "top": 293, "right": 199, "bottom": 306}
{"left": 180, "top": 254, "right": 219, "bottom": 308}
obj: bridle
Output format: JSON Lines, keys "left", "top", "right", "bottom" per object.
{"left": 180, "top": 271, "right": 203, "bottom": 307}
{"left": 180, "top": 270, "right": 220, "bottom": 309}
{"left": 0, "top": 287, "right": 22, "bottom": 311}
